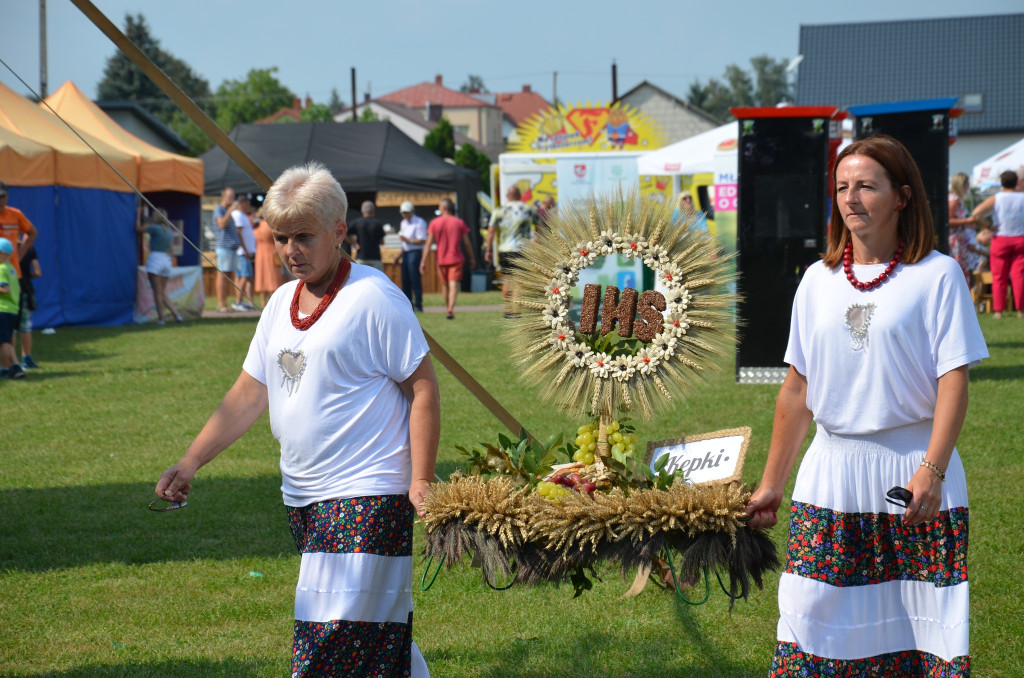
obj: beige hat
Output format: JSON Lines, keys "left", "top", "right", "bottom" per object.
{"left": 400, "top": 201, "right": 415, "bottom": 213}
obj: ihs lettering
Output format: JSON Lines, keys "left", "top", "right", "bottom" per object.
{"left": 577, "top": 284, "right": 667, "bottom": 343}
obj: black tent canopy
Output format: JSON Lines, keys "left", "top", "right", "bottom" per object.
{"left": 202, "top": 121, "right": 480, "bottom": 228}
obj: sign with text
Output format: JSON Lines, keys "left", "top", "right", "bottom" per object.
{"left": 644, "top": 427, "right": 750, "bottom": 486}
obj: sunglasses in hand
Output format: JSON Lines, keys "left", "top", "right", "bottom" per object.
{"left": 884, "top": 486, "right": 913, "bottom": 509}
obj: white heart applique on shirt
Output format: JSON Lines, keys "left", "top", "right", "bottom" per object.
{"left": 845, "top": 303, "right": 875, "bottom": 351}
{"left": 278, "top": 348, "right": 306, "bottom": 396}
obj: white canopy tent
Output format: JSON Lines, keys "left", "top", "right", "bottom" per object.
{"left": 972, "top": 137, "right": 1024, "bottom": 190}
{"left": 636, "top": 122, "right": 738, "bottom": 176}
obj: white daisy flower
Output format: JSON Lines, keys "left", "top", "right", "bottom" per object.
{"left": 550, "top": 329, "right": 574, "bottom": 350}
{"left": 569, "top": 343, "right": 593, "bottom": 367}
{"left": 588, "top": 352, "right": 612, "bottom": 378}
{"left": 574, "top": 242, "right": 599, "bottom": 264}
{"left": 654, "top": 335, "right": 678, "bottom": 357}
{"left": 543, "top": 301, "right": 568, "bottom": 328}
{"left": 663, "top": 310, "right": 690, "bottom": 336}
{"left": 635, "top": 347, "right": 660, "bottom": 375}
{"left": 596, "top": 230, "right": 621, "bottom": 255}
{"left": 643, "top": 246, "right": 670, "bottom": 268}
{"left": 554, "top": 260, "right": 579, "bottom": 278}
{"left": 611, "top": 354, "right": 636, "bottom": 382}
{"left": 545, "top": 278, "right": 570, "bottom": 300}
{"left": 659, "top": 262, "right": 683, "bottom": 286}
{"left": 622, "top": 234, "right": 648, "bottom": 258}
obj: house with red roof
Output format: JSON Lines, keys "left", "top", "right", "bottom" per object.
{"left": 379, "top": 75, "right": 504, "bottom": 155}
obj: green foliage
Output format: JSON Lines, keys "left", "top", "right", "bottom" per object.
{"left": 423, "top": 117, "right": 456, "bottom": 159}
{"left": 575, "top": 328, "right": 642, "bottom": 359}
{"left": 686, "top": 54, "right": 793, "bottom": 122}
{"left": 459, "top": 74, "right": 488, "bottom": 93}
{"left": 358, "top": 107, "right": 381, "bottom": 122}
{"left": 456, "top": 429, "right": 569, "bottom": 487}
{"left": 214, "top": 67, "right": 295, "bottom": 132}
{"left": 299, "top": 103, "right": 334, "bottom": 122}
{"left": 453, "top": 143, "right": 492, "bottom": 193}
{"left": 168, "top": 110, "right": 212, "bottom": 156}
{"left": 96, "top": 13, "right": 212, "bottom": 126}
{"left": 327, "top": 87, "right": 345, "bottom": 115}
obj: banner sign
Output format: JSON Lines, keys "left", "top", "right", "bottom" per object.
{"left": 509, "top": 101, "right": 667, "bottom": 154}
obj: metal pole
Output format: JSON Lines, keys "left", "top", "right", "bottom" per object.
{"left": 552, "top": 70, "right": 557, "bottom": 107}
{"left": 611, "top": 60, "right": 618, "bottom": 103}
{"left": 39, "top": 0, "right": 48, "bottom": 98}
{"left": 350, "top": 67, "right": 357, "bottom": 122}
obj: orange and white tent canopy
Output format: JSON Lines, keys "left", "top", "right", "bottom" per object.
{"left": 43, "top": 81, "right": 203, "bottom": 195}
{"left": 0, "top": 78, "right": 137, "bottom": 191}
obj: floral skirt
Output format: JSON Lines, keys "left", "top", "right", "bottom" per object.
{"left": 771, "top": 420, "right": 970, "bottom": 677}
{"left": 286, "top": 495, "right": 429, "bottom": 678}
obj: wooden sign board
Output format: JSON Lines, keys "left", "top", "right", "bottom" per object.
{"left": 375, "top": 191, "right": 454, "bottom": 208}
{"left": 644, "top": 427, "right": 751, "bottom": 486}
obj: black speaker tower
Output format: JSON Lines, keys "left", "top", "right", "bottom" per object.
{"left": 848, "top": 98, "right": 961, "bottom": 254}
{"left": 732, "top": 107, "right": 841, "bottom": 384}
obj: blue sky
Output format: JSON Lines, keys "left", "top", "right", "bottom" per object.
{"left": 3, "top": 1, "right": 1021, "bottom": 109}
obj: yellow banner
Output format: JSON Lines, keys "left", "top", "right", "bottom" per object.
{"left": 508, "top": 101, "right": 667, "bottom": 153}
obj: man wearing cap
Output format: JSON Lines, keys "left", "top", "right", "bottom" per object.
{"left": 0, "top": 237, "right": 26, "bottom": 379}
{"left": 348, "top": 201, "right": 387, "bottom": 271}
{"left": 0, "top": 182, "right": 38, "bottom": 282}
{"left": 398, "top": 201, "right": 428, "bottom": 312}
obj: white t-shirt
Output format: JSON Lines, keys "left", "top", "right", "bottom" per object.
{"left": 242, "top": 265, "right": 430, "bottom": 506}
{"left": 785, "top": 250, "right": 988, "bottom": 435}
{"left": 232, "top": 210, "right": 255, "bottom": 255}
{"left": 399, "top": 215, "right": 428, "bottom": 252}
{"left": 993, "top": 191, "right": 1024, "bottom": 238}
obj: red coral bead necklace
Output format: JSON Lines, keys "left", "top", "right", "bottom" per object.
{"left": 842, "top": 240, "right": 904, "bottom": 291}
{"left": 290, "top": 256, "right": 351, "bottom": 330}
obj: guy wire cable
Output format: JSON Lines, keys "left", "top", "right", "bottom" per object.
{"left": 0, "top": 56, "right": 259, "bottom": 310}
{"left": 25, "top": 0, "right": 536, "bottom": 439}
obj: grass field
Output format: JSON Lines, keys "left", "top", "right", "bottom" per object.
{"left": 1, "top": 291, "right": 1022, "bottom": 677}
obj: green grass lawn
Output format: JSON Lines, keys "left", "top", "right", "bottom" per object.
{"left": 1, "top": 299, "right": 1021, "bottom": 677}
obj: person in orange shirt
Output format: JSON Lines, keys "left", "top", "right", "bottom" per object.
{"left": 0, "top": 182, "right": 38, "bottom": 279}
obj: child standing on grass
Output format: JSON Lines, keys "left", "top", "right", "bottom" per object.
{"left": 0, "top": 237, "right": 25, "bottom": 379}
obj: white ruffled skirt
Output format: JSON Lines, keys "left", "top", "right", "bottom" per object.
{"left": 772, "top": 420, "right": 971, "bottom": 676}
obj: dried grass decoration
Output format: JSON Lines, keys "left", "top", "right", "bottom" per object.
{"left": 420, "top": 191, "right": 780, "bottom": 601}
{"left": 505, "top": 188, "right": 736, "bottom": 420}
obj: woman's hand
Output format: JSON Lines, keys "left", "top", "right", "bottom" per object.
{"left": 901, "top": 466, "right": 943, "bottom": 526}
{"left": 408, "top": 479, "right": 433, "bottom": 518}
{"left": 155, "top": 458, "right": 199, "bottom": 503}
{"left": 745, "top": 484, "right": 784, "bottom": 529}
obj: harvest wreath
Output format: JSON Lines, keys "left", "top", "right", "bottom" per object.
{"left": 421, "top": 191, "right": 779, "bottom": 600}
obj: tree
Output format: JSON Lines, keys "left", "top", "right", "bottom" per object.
{"left": 454, "top": 143, "right": 491, "bottom": 194}
{"left": 460, "top": 75, "right": 487, "bottom": 93}
{"left": 686, "top": 55, "right": 793, "bottom": 122}
{"left": 424, "top": 117, "right": 456, "bottom": 160}
{"left": 214, "top": 67, "right": 295, "bottom": 132}
{"left": 300, "top": 102, "right": 335, "bottom": 122}
{"left": 327, "top": 88, "right": 345, "bottom": 116}
{"left": 358, "top": 107, "right": 381, "bottom": 122}
{"left": 97, "top": 13, "right": 211, "bottom": 124}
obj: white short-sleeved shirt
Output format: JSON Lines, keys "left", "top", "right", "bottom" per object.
{"left": 785, "top": 250, "right": 988, "bottom": 435}
{"left": 993, "top": 191, "right": 1024, "bottom": 237}
{"left": 243, "top": 265, "right": 430, "bottom": 506}
{"left": 399, "top": 215, "right": 428, "bottom": 252}
{"left": 233, "top": 210, "right": 255, "bottom": 255}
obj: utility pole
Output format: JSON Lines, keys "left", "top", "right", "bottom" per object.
{"left": 350, "top": 67, "right": 357, "bottom": 122}
{"left": 611, "top": 60, "right": 618, "bottom": 103}
{"left": 552, "top": 70, "right": 558, "bottom": 107}
{"left": 39, "top": 0, "right": 48, "bottom": 98}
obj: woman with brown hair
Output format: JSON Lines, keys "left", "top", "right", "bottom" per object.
{"left": 746, "top": 135, "right": 987, "bottom": 676}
